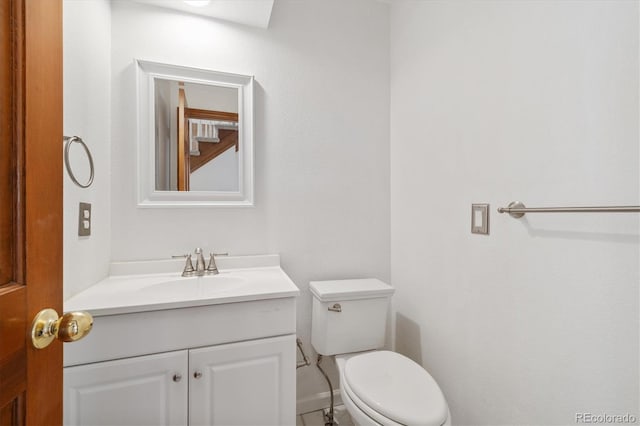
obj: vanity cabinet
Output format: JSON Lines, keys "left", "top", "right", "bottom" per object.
{"left": 63, "top": 255, "right": 299, "bottom": 426}
{"left": 65, "top": 334, "right": 295, "bottom": 426}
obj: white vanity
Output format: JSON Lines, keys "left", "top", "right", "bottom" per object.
{"left": 63, "top": 255, "right": 299, "bottom": 426}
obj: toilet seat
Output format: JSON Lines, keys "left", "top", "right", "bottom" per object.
{"left": 342, "top": 370, "right": 402, "bottom": 425}
{"left": 343, "top": 351, "right": 448, "bottom": 426}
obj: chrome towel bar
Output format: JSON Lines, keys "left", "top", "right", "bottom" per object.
{"left": 498, "top": 201, "right": 640, "bottom": 218}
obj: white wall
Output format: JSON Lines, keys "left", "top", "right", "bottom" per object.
{"left": 390, "top": 1, "right": 639, "bottom": 425}
{"left": 63, "top": 0, "right": 111, "bottom": 300}
{"left": 110, "top": 0, "right": 390, "bottom": 402}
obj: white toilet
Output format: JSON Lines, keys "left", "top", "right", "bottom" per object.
{"left": 310, "top": 278, "right": 451, "bottom": 426}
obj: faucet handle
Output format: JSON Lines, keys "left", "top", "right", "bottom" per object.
{"left": 181, "top": 254, "right": 196, "bottom": 277}
{"left": 205, "top": 252, "right": 228, "bottom": 275}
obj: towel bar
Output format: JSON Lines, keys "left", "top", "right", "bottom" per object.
{"left": 498, "top": 201, "right": 640, "bottom": 218}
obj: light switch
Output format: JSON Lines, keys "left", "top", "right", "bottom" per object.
{"left": 474, "top": 209, "right": 483, "bottom": 224}
{"left": 471, "top": 204, "right": 489, "bottom": 235}
{"left": 78, "top": 202, "right": 91, "bottom": 236}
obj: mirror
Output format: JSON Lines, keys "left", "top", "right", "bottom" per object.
{"left": 136, "top": 60, "right": 254, "bottom": 207}
{"left": 154, "top": 79, "right": 239, "bottom": 192}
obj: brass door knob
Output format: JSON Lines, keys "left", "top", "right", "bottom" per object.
{"left": 31, "top": 308, "right": 93, "bottom": 349}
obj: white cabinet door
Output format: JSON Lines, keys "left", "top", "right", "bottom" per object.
{"left": 64, "top": 350, "right": 188, "bottom": 426}
{"left": 189, "top": 335, "right": 296, "bottom": 426}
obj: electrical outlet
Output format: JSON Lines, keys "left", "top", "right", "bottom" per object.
{"left": 78, "top": 202, "right": 91, "bottom": 236}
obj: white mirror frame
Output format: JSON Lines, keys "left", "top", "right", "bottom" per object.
{"left": 136, "top": 59, "right": 254, "bottom": 207}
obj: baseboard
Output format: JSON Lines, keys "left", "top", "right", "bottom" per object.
{"left": 296, "top": 390, "right": 343, "bottom": 415}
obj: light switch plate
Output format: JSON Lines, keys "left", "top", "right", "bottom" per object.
{"left": 471, "top": 204, "right": 489, "bottom": 235}
{"left": 78, "top": 202, "right": 91, "bottom": 237}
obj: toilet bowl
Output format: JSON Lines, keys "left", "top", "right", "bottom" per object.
{"left": 335, "top": 352, "right": 451, "bottom": 426}
{"left": 310, "top": 279, "right": 451, "bottom": 426}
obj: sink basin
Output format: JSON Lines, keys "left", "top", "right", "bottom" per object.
{"left": 143, "top": 274, "right": 247, "bottom": 295}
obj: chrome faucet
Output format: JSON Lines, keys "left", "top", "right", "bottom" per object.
{"left": 194, "top": 248, "right": 206, "bottom": 276}
{"left": 175, "top": 249, "right": 228, "bottom": 277}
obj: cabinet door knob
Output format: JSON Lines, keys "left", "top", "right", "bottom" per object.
{"left": 328, "top": 303, "right": 342, "bottom": 313}
{"left": 172, "top": 373, "right": 182, "bottom": 382}
{"left": 193, "top": 371, "right": 202, "bottom": 379}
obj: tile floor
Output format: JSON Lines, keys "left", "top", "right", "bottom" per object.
{"left": 297, "top": 405, "right": 354, "bottom": 426}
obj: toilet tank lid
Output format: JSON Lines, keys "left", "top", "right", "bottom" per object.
{"left": 309, "top": 279, "right": 395, "bottom": 302}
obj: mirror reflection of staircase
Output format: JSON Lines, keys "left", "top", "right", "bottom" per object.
{"left": 190, "top": 128, "right": 238, "bottom": 173}
{"left": 177, "top": 83, "right": 239, "bottom": 190}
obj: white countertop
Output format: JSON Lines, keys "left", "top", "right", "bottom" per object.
{"left": 65, "top": 255, "right": 300, "bottom": 316}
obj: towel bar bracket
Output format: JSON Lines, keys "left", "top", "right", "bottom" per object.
{"left": 499, "top": 201, "right": 526, "bottom": 218}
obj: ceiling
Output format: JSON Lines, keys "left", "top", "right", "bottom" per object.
{"left": 129, "top": 0, "right": 275, "bottom": 29}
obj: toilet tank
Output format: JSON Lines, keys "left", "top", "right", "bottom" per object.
{"left": 310, "top": 279, "right": 395, "bottom": 356}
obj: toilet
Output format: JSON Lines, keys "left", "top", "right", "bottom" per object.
{"left": 310, "top": 278, "right": 451, "bottom": 426}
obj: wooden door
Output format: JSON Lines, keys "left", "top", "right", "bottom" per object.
{"left": 0, "top": 0, "right": 63, "bottom": 425}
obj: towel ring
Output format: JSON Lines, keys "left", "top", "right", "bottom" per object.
{"left": 63, "top": 136, "right": 94, "bottom": 188}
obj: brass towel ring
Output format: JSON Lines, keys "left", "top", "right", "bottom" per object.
{"left": 64, "top": 136, "right": 94, "bottom": 188}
